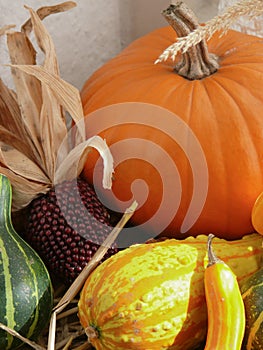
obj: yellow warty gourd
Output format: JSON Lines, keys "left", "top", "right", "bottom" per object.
{"left": 78, "top": 234, "right": 262, "bottom": 350}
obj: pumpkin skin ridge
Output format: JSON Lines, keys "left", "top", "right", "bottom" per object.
{"left": 82, "top": 65, "right": 187, "bottom": 113}
{"left": 211, "top": 66, "right": 263, "bottom": 100}
{"left": 175, "top": 80, "right": 219, "bottom": 228}
{"left": 80, "top": 50, "right": 179, "bottom": 104}
{"left": 81, "top": 46, "right": 263, "bottom": 117}
{"left": 168, "top": 77, "right": 234, "bottom": 235}
{"left": 199, "top": 73, "right": 263, "bottom": 233}
{"left": 208, "top": 72, "right": 263, "bottom": 168}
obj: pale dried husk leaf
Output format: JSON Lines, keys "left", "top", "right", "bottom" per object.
{"left": 0, "top": 72, "right": 50, "bottom": 208}
{"left": 0, "top": 2, "right": 114, "bottom": 211}
{"left": 10, "top": 64, "right": 86, "bottom": 143}
{"left": 156, "top": 0, "right": 263, "bottom": 63}
{"left": 7, "top": 31, "right": 44, "bottom": 164}
{"left": 55, "top": 136, "right": 114, "bottom": 189}
{"left": 25, "top": 5, "right": 67, "bottom": 178}
{"left": 0, "top": 144, "right": 49, "bottom": 183}
{"left": 0, "top": 24, "right": 16, "bottom": 36}
{"left": 0, "top": 126, "right": 32, "bottom": 157}
{"left": 0, "top": 79, "right": 30, "bottom": 150}
{"left": 0, "top": 166, "right": 50, "bottom": 210}
{"left": 22, "top": 2, "right": 77, "bottom": 36}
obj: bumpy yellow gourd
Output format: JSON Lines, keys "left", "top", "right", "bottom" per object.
{"left": 78, "top": 234, "right": 262, "bottom": 350}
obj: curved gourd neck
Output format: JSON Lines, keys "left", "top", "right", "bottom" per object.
{"left": 162, "top": 3, "right": 219, "bottom": 80}
{"left": 0, "top": 175, "right": 14, "bottom": 230}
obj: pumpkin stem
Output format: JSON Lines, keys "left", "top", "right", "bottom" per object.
{"left": 162, "top": 3, "right": 219, "bottom": 80}
{"left": 207, "top": 234, "right": 222, "bottom": 267}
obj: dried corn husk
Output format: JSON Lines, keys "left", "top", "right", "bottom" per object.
{"left": 0, "top": 3, "right": 125, "bottom": 349}
{"left": 0, "top": 2, "right": 114, "bottom": 211}
{"left": 21, "top": 2, "right": 76, "bottom": 36}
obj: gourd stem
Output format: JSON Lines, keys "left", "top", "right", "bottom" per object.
{"left": 162, "top": 3, "right": 219, "bottom": 80}
{"left": 207, "top": 234, "right": 222, "bottom": 267}
{"left": 85, "top": 325, "right": 99, "bottom": 340}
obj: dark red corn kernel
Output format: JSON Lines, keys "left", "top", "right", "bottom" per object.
{"left": 23, "top": 178, "right": 119, "bottom": 284}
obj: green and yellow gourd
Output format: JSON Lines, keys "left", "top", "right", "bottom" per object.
{"left": 241, "top": 267, "right": 263, "bottom": 350}
{"left": 0, "top": 174, "right": 53, "bottom": 349}
{"left": 78, "top": 234, "right": 262, "bottom": 350}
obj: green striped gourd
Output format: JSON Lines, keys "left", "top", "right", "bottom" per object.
{"left": 241, "top": 267, "right": 263, "bottom": 350}
{"left": 0, "top": 174, "right": 53, "bottom": 349}
{"left": 78, "top": 234, "right": 262, "bottom": 350}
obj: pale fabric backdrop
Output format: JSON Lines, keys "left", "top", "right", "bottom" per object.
{"left": 218, "top": 0, "right": 263, "bottom": 37}
{"left": 0, "top": 0, "right": 219, "bottom": 90}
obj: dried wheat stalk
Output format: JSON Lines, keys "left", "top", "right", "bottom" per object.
{"left": 156, "top": 0, "right": 263, "bottom": 63}
{"left": 0, "top": 323, "right": 45, "bottom": 350}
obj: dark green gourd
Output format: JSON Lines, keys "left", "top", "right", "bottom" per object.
{"left": 0, "top": 174, "right": 53, "bottom": 349}
{"left": 241, "top": 267, "right": 263, "bottom": 350}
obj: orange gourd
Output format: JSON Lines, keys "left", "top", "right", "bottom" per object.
{"left": 80, "top": 3, "right": 263, "bottom": 241}
{"left": 251, "top": 191, "right": 263, "bottom": 235}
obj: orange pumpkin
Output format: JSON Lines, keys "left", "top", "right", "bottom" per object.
{"left": 80, "top": 4, "right": 263, "bottom": 242}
